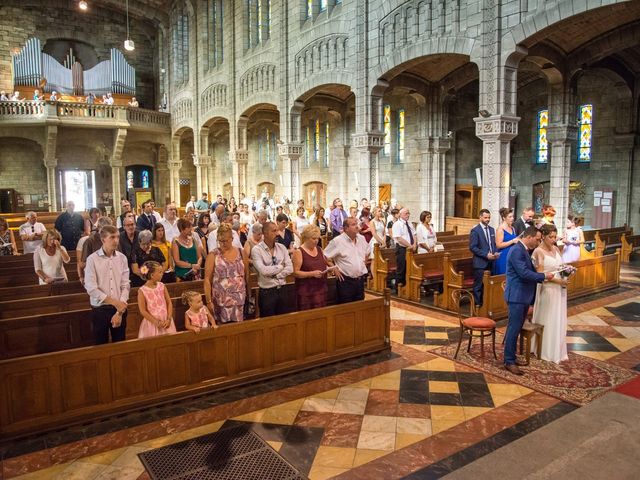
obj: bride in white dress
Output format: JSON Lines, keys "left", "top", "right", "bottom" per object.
{"left": 531, "top": 224, "right": 569, "bottom": 363}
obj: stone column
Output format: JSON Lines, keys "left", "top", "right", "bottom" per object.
{"left": 192, "top": 155, "right": 212, "bottom": 197}
{"left": 168, "top": 161, "right": 182, "bottom": 204}
{"left": 279, "top": 143, "right": 304, "bottom": 202}
{"left": 44, "top": 159, "right": 58, "bottom": 212}
{"left": 110, "top": 163, "right": 123, "bottom": 216}
{"left": 614, "top": 134, "right": 635, "bottom": 227}
{"left": 474, "top": 115, "right": 519, "bottom": 226}
{"left": 156, "top": 145, "right": 170, "bottom": 205}
{"left": 229, "top": 150, "right": 249, "bottom": 198}
{"left": 547, "top": 125, "right": 578, "bottom": 235}
{"left": 415, "top": 137, "right": 451, "bottom": 231}
{"left": 352, "top": 132, "right": 384, "bottom": 204}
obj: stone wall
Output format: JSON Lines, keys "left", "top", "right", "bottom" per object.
{"left": 0, "top": 139, "right": 46, "bottom": 210}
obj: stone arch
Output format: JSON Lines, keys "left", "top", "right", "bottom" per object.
{"left": 371, "top": 37, "right": 477, "bottom": 82}
{"left": 291, "top": 72, "right": 357, "bottom": 105}
{"left": 239, "top": 94, "right": 280, "bottom": 118}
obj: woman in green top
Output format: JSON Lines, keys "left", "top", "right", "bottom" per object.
{"left": 171, "top": 218, "right": 203, "bottom": 280}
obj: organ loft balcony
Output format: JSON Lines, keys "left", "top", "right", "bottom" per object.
{"left": 0, "top": 100, "right": 171, "bottom": 133}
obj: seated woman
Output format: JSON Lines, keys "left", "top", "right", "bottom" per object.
{"left": 292, "top": 225, "right": 335, "bottom": 310}
{"left": 275, "top": 213, "right": 296, "bottom": 253}
{"left": 134, "top": 230, "right": 166, "bottom": 287}
{"left": 172, "top": 218, "right": 203, "bottom": 281}
{"left": 34, "top": 229, "right": 70, "bottom": 284}
{"left": 204, "top": 223, "right": 248, "bottom": 324}
{"left": 85, "top": 207, "right": 101, "bottom": 235}
{"left": 0, "top": 218, "right": 18, "bottom": 255}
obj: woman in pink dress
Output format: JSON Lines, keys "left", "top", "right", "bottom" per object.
{"left": 182, "top": 290, "right": 216, "bottom": 333}
{"left": 137, "top": 261, "right": 176, "bottom": 338}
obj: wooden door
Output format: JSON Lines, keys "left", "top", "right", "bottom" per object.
{"left": 179, "top": 183, "right": 191, "bottom": 207}
{"left": 378, "top": 184, "right": 391, "bottom": 203}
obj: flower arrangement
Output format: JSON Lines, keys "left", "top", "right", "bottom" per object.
{"left": 557, "top": 264, "right": 577, "bottom": 278}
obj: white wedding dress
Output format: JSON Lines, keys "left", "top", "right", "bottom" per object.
{"left": 531, "top": 248, "right": 568, "bottom": 363}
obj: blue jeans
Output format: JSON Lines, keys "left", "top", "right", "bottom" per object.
{"left": 504, "top": 302, "right": 528, "bottom": 365}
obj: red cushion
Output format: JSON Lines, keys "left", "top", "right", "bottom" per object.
{"left": 463, "top": 317, "right": 496, "bottom": 329}
{"left": 423, "top": 270, "right": 444, "bottom": 280}
{"left": 462, "top": 278, "right": 475, "bottom": 288}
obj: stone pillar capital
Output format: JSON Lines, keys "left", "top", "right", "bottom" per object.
{"left": 474, "top": 115, "right": 520, "bottom": 142}
{"left": 229, "top": 149, "right": 249, "bottom": 164}
{"left": 433, "top": 137, "right": 452, "bottom": 154}
{"left": 278, "top": 142, "right": 304, "bottom": 160}
{"left": 352, "top": 132, "right": 385, "bottom": 154}
{"left": 192, "top": 154, "right": 212, "bottom": 167}
{"left": 547, "top": 124, "right": 578, "bottom": 144}
{"left": 44, "top": 157, "right": 58, "bottom": 168}
{"left": 169, "top": 160, "right": 182, "bottom": 170}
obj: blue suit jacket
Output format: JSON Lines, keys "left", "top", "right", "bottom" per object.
{"left": 136, "top": 213, "right": 155, "bottom": 232}
{"left": 469, "top": 223, "right": 497, "bottom": 269}
{"left": 504, "top": 242, "right": 546, "bottom": 305}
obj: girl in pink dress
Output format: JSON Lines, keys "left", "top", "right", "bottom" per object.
{"left": 137, "top": 261, "right": 177, "bottom": 338}
{"left": 182, "top": 290, "right": 217, "bottom": 333}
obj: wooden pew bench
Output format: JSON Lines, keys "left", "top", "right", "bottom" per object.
{"left": 369, "top": 244, "right": 397, "bottom": 293}
{"left": 595, "top": 228, "right": 633, "bottom": 257}
{"left": 0, "top": 281, "right": 86, "bottom": 302}
{"left": 621, "top": 234, "right": 640, "bottom": 262}
{"left": 582, "top": 225, "right": 628, "bottom": 252}
{"left": 403, "top": 248, "right": 471, "bottom": 302}
{"left": 433, "top": 254, "right": 474, "bottom": 310}
{"left": 0, "top": 291, "right": 391, "bottom": 440}
{"left": 0, "top": 266, "right": 79, "bottom": 287}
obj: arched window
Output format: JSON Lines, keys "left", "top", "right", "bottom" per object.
{"left": 397, "top": 109, "right": 405, "bottom": 163}
{"left": 320, "top": 0, "right": 328, "bottom": 12}
{"left": 208, "top": 0, "right": 224, "bottom": 68}
{"left": 383, "top": 104, "right": 391, "bottom": 156}
{"left": 536, "top": 109, "right": 549, "bottom": 164}
{"left": 304, "top": 126, "right": 310, "bottom": 167}
{"left": 578, "top": 104, "right": 593, "bottom": 163}
{"left": 127, "top": 170, "right": 134, "bottom": 190}
{"left": 247, "top": 0, "right": 270, "bottom": 48}
{"left": 324, "top": 122, "right": 330, "bottom": 167}
{"left": 141, "top": 170, "right": 149, "bottom": 189}
{"left": 314, "top": 119, "right": 320, "bottom": 162}
{"left": 270, "top": 131, "right": 277, "bottom": 171}
{"left": 171, "top": 5, "right": 190, "bottom": 86}
{"left": 306, "top": 0, "right": 313, "bottom": 19}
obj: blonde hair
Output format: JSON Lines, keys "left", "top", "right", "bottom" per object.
{"left": 181, "top": 291, "right": 201, "bottom": 306}
{"left": 300, "top": 224, "right": 320, "bottom": 243}
{"left": 217, "top": 222, "right": 233, "bottom": 237}
{"left": 41, "top": 229, "right": 61, "bottom": 246}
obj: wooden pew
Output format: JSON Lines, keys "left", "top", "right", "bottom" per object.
{"left": 595, "top": 228, "right": 633, "bottom": 257}
{"left": 0, "top": 266, "right": 79, "bottom": 287}
{"left": 0, "top": 281, "right": 86, "bottom": 302}
{"left": 477, "top": 252, "right": 621, "bottom": 320}
{"left": 0, "top": 250, "right": 78, "bottom": 268}
{"left": 403, "top": 248, "right": 471, "bottom": 302}
{"left": 582, "top": 225, "right": 628, "bottom": 252}
{"left": 369, "top": 244, "right": 397, "bottom": 293}
{"left": 0, "top": 291, "right": 390, "bottom": 440}
{"left": 433, "top": 254, "right": 474, "bottom": 310}
{"left": 621, "top": 233, "right": 640, "bottom": 263}
{"left": 444, "top": 216, "right": 478, "bottom": 234}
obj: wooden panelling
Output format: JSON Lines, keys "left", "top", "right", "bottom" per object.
{"left": 0, "top": 294, "right": 390, "bottom": 439}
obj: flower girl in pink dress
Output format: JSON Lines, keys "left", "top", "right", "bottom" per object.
{"left": 137, "top": 261, "right": 177, "bottom": 338}
{"left": 182, "top": 290, "right": 217, "bottom": 333}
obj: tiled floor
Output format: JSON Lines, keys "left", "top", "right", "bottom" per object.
{"left": 3, "top": 263, "right": 640, "bottom": 480}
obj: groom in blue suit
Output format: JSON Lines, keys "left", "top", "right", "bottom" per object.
{"left": 503, "top": 226, "right": 553, "bottom": 375}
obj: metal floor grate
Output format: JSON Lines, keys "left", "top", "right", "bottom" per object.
{"left": 138, "top": 425, "right": 307, "bottom": 480}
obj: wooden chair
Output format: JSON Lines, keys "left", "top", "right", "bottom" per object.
{"left": 452, "top": 288, "right": 497, "bottom": 361}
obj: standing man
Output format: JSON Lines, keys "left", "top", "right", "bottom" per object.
{"left": 329, "top": 198, "right": 348, "bottom": 237}
{"left": 80, "top": 217, "right": 113, "bottom": 284}
{"left": 251, "top": 222, "right": 293, "bottom": 317}
{"left": 119, "top": 217, "right": 141, "bottom": 285}
{"left": 55, "top": 201, "right": 85, "bottom": 250}
{"left": 136, "top": 200, "right": 156, "bottom": 231}
{"left": 19, "top": 212, "right": 46, "bottom": 253}
{"left": 84, "top": 225, "right": 130, "bottom": 345}
{"left": 324, "top": 217, "right": 369, "bottom": 304}
{"left": 159, "top": 204, "right": 180, "bottom": 242}
{"left": 195, "top": 193, "right": 210, "bottom": 213}
{"left": 185, "top": 195, "right": 197, "bottom": 211}
{"left": 503, "top": 226, "right": 554, "bottom": 374}
{"left": 469, "top": 209, "right": 498, "bottom": 307}
{"left": 116, "top": 199, "right": 136, "bottom": 231}
{"left": 514, "top": 207, "right": 535, "bottom": 236}
{"left": 392, "top": 208, "right": 417, "bottom": 290}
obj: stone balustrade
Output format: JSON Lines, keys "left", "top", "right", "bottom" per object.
{"left": 0, "top": 100, "right": 170, "bottom": 132}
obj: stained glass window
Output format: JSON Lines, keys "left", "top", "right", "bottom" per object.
{"left": 305, "top": 126, "right": 310, "bottom": 167}
{"left": 270, "top": 131, "right": 277, "bottom": 170}
{"left": 383, "top": 104, "right": 391, "bottom": 156}
{"left": 307, "top": 0, "right": 312, "bottom": 18}
{"left": 537, "top": 109, "right": 549, "bottom": 164}
{"left": 267, "top": 0, "right": 271, "bottom": 39}
{"left": 257, "top": 0, "right": 263, "bottom": 43}
{"left": 578, "top": 104, "right": 593, "bottom": 163}
{"left": 314, "top": 119, "right": 320, "bottom": 162}
{"left": 320, "top": 0, "right": 328, "bottom": 12}
{"left": 126, "top": 170, "right": 134, "bottom": 190}
{"left": 324, "top": 122, "right": 330, "bottom": 167}
{"left": 141, "top": 170, "right": 149, "bottom": 189}
{"left": 265, "top": 129, "right": 270, "bottom": 166}
{"left": 397, "top": 109, "right": 405, "bottom": 162}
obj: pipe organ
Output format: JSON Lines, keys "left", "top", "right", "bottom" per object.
{"left": 12, "top": 38, "right": 136, "bottom": 97}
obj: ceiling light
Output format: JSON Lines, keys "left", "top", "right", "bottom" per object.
{"left": 79, "top": 1, "right": 88, "bottom": 10}
{"left": 124, "top": 0, "right": 134, "bottom": 51}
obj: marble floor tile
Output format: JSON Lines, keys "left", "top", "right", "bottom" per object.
{"left": 396, "top": 403, "right": 431, "bottom": 418}
{"left": 93, "top": 465, "right": 144, "bottom": 480}
{"left": 81, "top": 447, "right": 127, "bottom": 466}
{"left": 356, "top": 431, "right": 395, "bottom": 451}
{"left": 337, "top": 387, "right": 370, "bottom": 402}
{"left": 361, "top": 415, "right": 397, "bottom": 433}
{"left": 313, "top": 388, "right": 341, "bottom": 399}
{"left": 11, "top": 464, "right": 68, "bottom": 480}
{"left": 332, "top": 400, "right": 367, "bottom": 415}
{"left": 430, "top": 405, "right": 466, "bottom": 421}
{"left": 312, "top": 446, "right": 357, "bottom": 468}
{"left": 109, "top": 447, "right": 146, "bottom": 469}
{"left": 424, "top": 358, "right": 456, "bottom": 371}
{"left": 54, "top": 461, "right": 107, "bottom": 480}
{"left": 395, "top": 433, "right": 429, "bottom": 449}
{"left": 352, "top": 448, "right": 389, "bottom": 467}
{"left": 301, "top": 398, "right": 336, "bottom": 413}
{"left": 261, "top": 408, "right": 300, "bottom": 425}
{"left": 463, "top": 406, "right": 493, "bottom": 420}
{"left": 308, "top": 465, "right": 349, "bottom": 480}
{"left": 430, "top": 418, "right": 466, "bottom": 435}
{"left": 396, "top": 417, "right": 432, "bottom": 435}
{"left": 429, "top": 380, "right": 460, "bottom": 394}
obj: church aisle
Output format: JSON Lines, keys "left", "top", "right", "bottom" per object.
{"left": 3, "top": 279, "right": 640, "bottom": 480}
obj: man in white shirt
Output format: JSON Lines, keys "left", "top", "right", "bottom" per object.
{"left": 392, "top": 208, "right": 417, "bottom": 289}
{"left": 251, "top": 222, "right": 293, "bottom": 317}
{"left": 185, "top": 195, "right": 197, "bottom": 212}
{"left": 19, "top": 211, "right": 46, "bottom": 253}
{"left": 208, "top": 212, "right": 243, "bottom": 251}
{"left": 150, "top": 200, "right": 163, "bottom": 222}
{"left": 324, "top": 217, "right": 370, "bottom": 304}
{"left": 159, "top": 204, "right": 180, "bottom": 242}
{"left": 84, "top": 225, "right": 130, "bottom": 344}
{"left": 211, "top": 204, "right": 225, "bottom": 226}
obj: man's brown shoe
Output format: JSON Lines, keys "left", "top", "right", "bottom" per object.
{"left": 515, "top": 360, "right": 528, "bottom": 367}
{"left": 505, "top": 364, "right": 524, "bottom": 375}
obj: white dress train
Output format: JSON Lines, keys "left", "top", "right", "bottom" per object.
{"left": 531, "top": 248, "right": 568, "bottom": 363}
